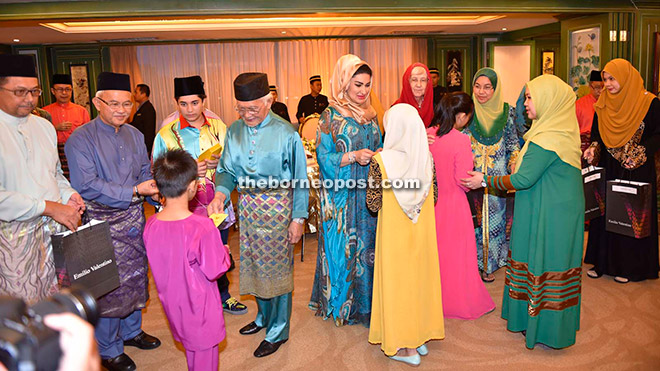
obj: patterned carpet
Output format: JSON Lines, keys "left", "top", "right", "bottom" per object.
{"left": 126, "top": 210, "right": 660, "bottom": 370}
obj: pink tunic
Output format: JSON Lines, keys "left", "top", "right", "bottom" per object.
{"left": 427, "top": 128, "right": 495, "bottom": 319}
{"left": 143, "top": 213, "right": 230, "bottom": 350}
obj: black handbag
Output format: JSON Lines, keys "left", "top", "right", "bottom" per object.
{"left": 582, "top": 166, "right": 606, "bottom": 221}
{"left": 51, "top": 212, "right": 120, "bottom": 298}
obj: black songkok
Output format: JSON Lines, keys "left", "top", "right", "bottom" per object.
{"left": 589, "top": 70, "right": 603, "bottom": 82}
{"left": 52, "top": 74, "right": 72, "bottom": 86}
{"left": 233, "top": 73, "right": 269, "bottom": 102}
{"left": 0, "top": 54, "right": 38, "bottom": 78}
{"left": 97, "top": 72, "right": 131, "bottom": 92}
{"left": 269, "top": 85, "right": 277, "bottom": 92}
{"left": 174, "top": 75, "right": 205, "bottom": 98}
{"left": 309, "top": 75, "right": 321, "bottom": 83}
{"left": 429, "top": 67, "right": 440, "bottom": 76}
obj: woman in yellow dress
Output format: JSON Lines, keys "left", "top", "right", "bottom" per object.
{"left": 367, "top": 103, "right": 444, "bottom": 366}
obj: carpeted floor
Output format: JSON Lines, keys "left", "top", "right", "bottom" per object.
{"left": 126, "top": 208, "right": 660, "bottom": 370}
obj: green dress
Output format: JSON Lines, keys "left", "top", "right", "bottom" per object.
{"left": 487, "top": 143, "right": 584, "bottom": 349}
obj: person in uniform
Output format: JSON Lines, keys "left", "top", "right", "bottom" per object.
{"left": 296, "top": 74, "right": 328, "bottom": 124}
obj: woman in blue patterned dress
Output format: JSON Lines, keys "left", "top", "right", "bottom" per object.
{"left": 310, "top": 54, "right": 382, "bottom": 326}
{"left": 463, "top": 68, "right": 520, "bottom": 282}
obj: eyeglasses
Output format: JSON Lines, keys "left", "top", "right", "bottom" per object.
{"left": 1, "top": 87, "right": 43, "bottom": 98}
{"left": 53, "top": 87, "right": 72, "bottom": 93}
{"left": 97, "top": 97, "right": 133, "bottom": 110}
{"left": 234, "top": 105, "right": 262, "bottom": 115}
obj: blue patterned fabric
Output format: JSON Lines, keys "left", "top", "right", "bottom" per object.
{"left": 310, "top": 106, "right": 382, "bottom": 326}
{"left": 463, "top": 106, "right": 520, "bottom": 274}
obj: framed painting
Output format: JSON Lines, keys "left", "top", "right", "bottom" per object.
{"left": 542, "top": 51, "right": 555, "bottom": 75}
{"left": 69, "top": 64, "right": 92, "bottom": 117}
{"left": 446, "top": 50, "right": 463, "bottom": 92}
{"left": 569, "top": 26, "right": 600, "bottom": 92}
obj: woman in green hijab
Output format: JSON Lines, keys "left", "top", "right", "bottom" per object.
{"left": 462, "top": 74, "right": 584, "bottom": 349}
{"left": 463, "top": 68, "right": 520, "bottom": 282}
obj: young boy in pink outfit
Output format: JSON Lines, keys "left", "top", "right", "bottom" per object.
{"left": 143, "top": 149, "right": 231, "bottom": 370}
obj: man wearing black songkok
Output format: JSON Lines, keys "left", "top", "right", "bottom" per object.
{"left": 65, "top": 71, "right": 161, "bottom": 371}
{"left": 209, "top": 72, "right": 308, "bottom": 358}
{"left": 295, "top": 74, "right": 328, "bottom": 124}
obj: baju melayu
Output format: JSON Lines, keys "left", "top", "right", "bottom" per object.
{"left": 153, "top": 110, "right": 228, "bottom": 217}
{"left": 43, "top": 101, "right": 90, "bottom": 179}
{"left": 0, "top": 109, "right": 76, "bottom": 303}
{"left": 216, "top": 111, "right": 308, "bottom": 343}
{"left": 154, "top": 109, "right": 237, "bottom": 303}
{"left": 65, "top": 116, "right": 152, "bottom": 359}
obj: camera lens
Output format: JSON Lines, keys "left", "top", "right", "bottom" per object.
{"left": 50, "top": 287, "right": 99, "bottom": 326}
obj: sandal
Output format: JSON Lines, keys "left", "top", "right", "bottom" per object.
{"left": 587, "top": 269, "right": 602, "bottom": 279}
{"left": 614, "top": 276, "right": 629, "bottom": 284}
{"left": 481, "top": 271, "right": 495, "bottom": 283}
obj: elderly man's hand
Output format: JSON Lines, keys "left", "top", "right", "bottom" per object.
{"left": 288, "top": 220, "right": 304, "bottom": 244}
{"left": 137, "top": 180, "right": 158, "bottom": 196}
{"left": 208, "top": 192, "right": 226, "bottom": 216}
{"left": 43, "top": 201, "right": 81, "bottom": 231}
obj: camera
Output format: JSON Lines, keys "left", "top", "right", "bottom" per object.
{"left": 0, "top": 287, "right": 98, "bottom": 371}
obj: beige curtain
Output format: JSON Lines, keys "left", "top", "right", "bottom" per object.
{"left": 109, "top": 38, "right": 427, "bottom": 127}
{"left": 109, "top": 46, "right": 144, "bottom": 87}
{"left": 351, "top": 38, "right": 428, "bottom": 109}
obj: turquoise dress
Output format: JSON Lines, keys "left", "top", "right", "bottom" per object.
{"left": 310, "top": 106, "right": 382, "bottom": 326}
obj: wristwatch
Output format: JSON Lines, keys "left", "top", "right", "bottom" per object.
{"left": 293, "top": 218, "right": 305, "bottom": 224}
{"left": 481, "top": 179, "right": 487, "bottom": 188}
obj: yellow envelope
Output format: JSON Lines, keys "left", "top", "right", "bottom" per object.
{"left": 209, "top": 213, "right": 228, "bottom": 227}
{"left": 198, "top": 143, "right": 223, "bottom": 161}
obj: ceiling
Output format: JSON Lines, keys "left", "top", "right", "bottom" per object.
{"left": 1, "top": 13, "right": 560, "bottom": 45}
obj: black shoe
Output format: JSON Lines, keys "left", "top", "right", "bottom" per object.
{"left": 123, "top": 331, "right": 161, "bottom": 350}
{"left": 239, "top": 321, "right": 264, "bottom": 335}
{"left": 101, "top": 353, "right": 136, "bottom": 371}
{"left": 254, "top": 339, "right": 287, "bottom": 358}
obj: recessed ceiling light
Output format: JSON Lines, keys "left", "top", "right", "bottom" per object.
{"left": 501, "top": 27, "right": 507, "bottom": 31}
{"left": 281, "top": 31, "right": 286, "bottom": 34}
{"left": 13, "top": 39, "right": 20, "bottom": 42}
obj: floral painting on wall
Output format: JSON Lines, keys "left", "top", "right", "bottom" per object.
{"left": 569, "top": 27, "right": 600, "bottom": 92}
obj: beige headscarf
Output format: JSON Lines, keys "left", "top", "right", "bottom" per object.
{"left": 515, "top": 74, "right": 582, "bottom": 173}
{"left": 328, "top": 54, "right": 377, "bottom": 124}
{"left": 380, "top": 103, "right": 434, "bottom": 223}
{"left": 594, "top": 58, "right": 656, "bottom": 148}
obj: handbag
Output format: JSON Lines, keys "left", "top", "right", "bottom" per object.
{"left": 51, "top": 212, "right": 120, "bottom": 298}
{"left": 582, "top": 166, "right": 606, "bottom": 221}
{"left": 605, "top": 179, "right": 652, "bottom": 239}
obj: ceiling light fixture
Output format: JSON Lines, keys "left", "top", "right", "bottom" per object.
{"left": 13, "top": 38, "right": 20, "bottom": 42}
{"left": 40, "top": 15, "right": 505, "bottom": 33}
{"left": 501, "top": 27, "right": 507, "bottom": 31}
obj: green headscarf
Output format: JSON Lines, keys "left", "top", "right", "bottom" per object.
{"left": 470, "top": 68, "right": 509, "bottom": 145}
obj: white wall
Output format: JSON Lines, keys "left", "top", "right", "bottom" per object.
{"left": 492, "top": 45, "right": 531, "bottom": 104}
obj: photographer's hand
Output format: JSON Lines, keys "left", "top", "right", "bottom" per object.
{"left": 44, "top": 313, "right": 100, "bottom": 371}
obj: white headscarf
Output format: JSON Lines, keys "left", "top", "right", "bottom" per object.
{"left": 379, "top": 103, "right": 434, "bottom": 223}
